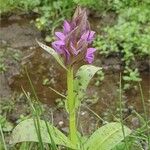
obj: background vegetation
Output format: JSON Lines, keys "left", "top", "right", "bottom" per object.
{"left": 1, "top": 0, "right": 149, "bottom": 89}
{"left": 0, "top": 0, "right": 149, "bottom": 149}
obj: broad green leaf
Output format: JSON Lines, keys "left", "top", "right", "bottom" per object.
{"left": 74, "top": 65, "right": 102, "bottom": 108}
{"left": 84, "top": 122, "right": 131, "bottom": 150}
{"left": 37, "top": 40, "right": 67, "bottom": 70}
{"left": 10, "top": 119, "right": 76, "bottom": 149}
{"left": 112, "top": 142, "right": 127, "bottom": 150}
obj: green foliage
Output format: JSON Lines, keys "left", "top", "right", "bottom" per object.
{"left": 0, "top": 63, "right": 6, "bottom": 73}
{"left": 37, "top": 40, "right": 67, "bottom": 70}
{"left": 84, "top": 122, "right": 131, "bottom": 150}
{"left": 111, "top": 0, "right": 150, "bottom": 11}
{"left": 94, "top": 2, "right": 150, "bottom": 89}
{"left": 74, "top": 65, "right": 102, "bottom": 109}
{"left": 55, "top": 98, "right": 65, "bottom": 108}
{"left": 0, "top": 0, "right": 40, "bottom": 13}
{"left": 35, "top": 0, "right": 75, "bottom": 33}
{"left": 0, "top": 0, "right": 75, "bottom": 34}
{"left": 0, "top": 48, "right": 21, "bottom": 73}
{"left": 1, "top": 0, "right": 149, "bottom": 149}
{"left": 19, "top": 0, "right": 40, "bottom": 11}
{"left": 10, "top": 43, "right": 132, "bottom": 149}
{"left": 10, "top": 118, "right": 76, "bottom": 149}
{"left": 10, "top": 119, "right": 132, "bottom": 150}
{"left": 0, "top": 115, "right": 13, "bottom": 132}
{"left": 0, "top": 0, "right": 16, "bottom": 13}
{"left": 73, "top": 0, "right": 106, "bottom": 11}
{"left": 123, "top": 68, "right": 141, "bottom": 90}
{"left": 95, "top": 70, "right": 105, "bottom": 86}
{"left": 0, "top": 50, "right": 7, "bottom": 73}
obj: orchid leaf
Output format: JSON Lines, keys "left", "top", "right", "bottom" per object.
{"left": 84, "top": 122, "right": 131, "bottom": 150}
{"left": 37, "top": 40, "right": 67, "bottom": 70}
{"left": 10, "top": 119, "right": 76, "bottom": 149}
{"left": 74, "top": 65, "right": 102, "bottom": 109}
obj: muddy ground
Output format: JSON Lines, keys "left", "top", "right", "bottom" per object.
{"left": 0, "top": 14, "right": 150, "bottom": 135}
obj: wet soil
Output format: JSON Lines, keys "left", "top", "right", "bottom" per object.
{"left": 0, "top": 14, "right": 150, "bottom": 135}
{"left": 0, "top": 14, "right": 40, "bottom": 48}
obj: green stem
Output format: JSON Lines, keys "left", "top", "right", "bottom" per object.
{"left": 139, "top": 83, "right": 150, "bottom": 147}
{"left": 0, "top": 124, "right": 7, "bottom": 150}
{"left": 119, "top": 73, "right": 129, "bottom": 150}
{"left": 67, "top": 67, "right": 77, "bottom": 145}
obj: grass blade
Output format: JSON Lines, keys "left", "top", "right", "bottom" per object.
{"left": 0, "top": 123, "right": 8, "bottom": 150}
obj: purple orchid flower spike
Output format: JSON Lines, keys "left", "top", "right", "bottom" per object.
{"left": 52, "top": 6, "right": 96, "bottom": 66}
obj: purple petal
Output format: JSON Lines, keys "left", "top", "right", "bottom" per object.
{"left": 85, "top": 48, "right": 96, "bottom": 63}
{"left": 81, "top": 31, "right": 89, "bottom": 40}
{"left": 52, "top": 41, "right": 65, "bottom": 54}
{"left": 63, "top": 20, "right": 71, "bottom": 33}
{"left": 81, "top": 31, "right": 90, "bottom": 41}
{"left": 81, "top": 31, "right": 95, "bottom": 43}
{"left": 52, "top": 40, "right": 65, "bottom": 46}
{"left": 55, "top": 32, "right": 65, "bottom": 40}
{"left": 88, "top": 31, "right": 95, "bottom": 41}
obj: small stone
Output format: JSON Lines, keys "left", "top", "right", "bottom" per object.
{"left": 81, "top": 111, "right": 86, "bottom": 116}
{"left": 58, "top": 121, "right": 64, "bottom": 126}
{"left": 123, "top": 108, "right": 128, "bottom": 113}
{"left": 61, "top": 127, "right": 69, "bottom": 133}
{"left": 128, "top": 105, "right": 134, "bottom": 111}
{"left": 102, "top": 121, "right": 108, "bottom": 125}
{"left": 29, "top": 46, "right": 36, "bottom": 50}
{"left": 103, "top": 112, "right": 108, "bottom": 116}
{"left": 131, "top": 117, "right": 139, "bottom": 127}
{"left": 1, "top": 40, "right": 7, "bottom": 45}
{"left": 116, "top": 108, "right": 120, "bottom": 112}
